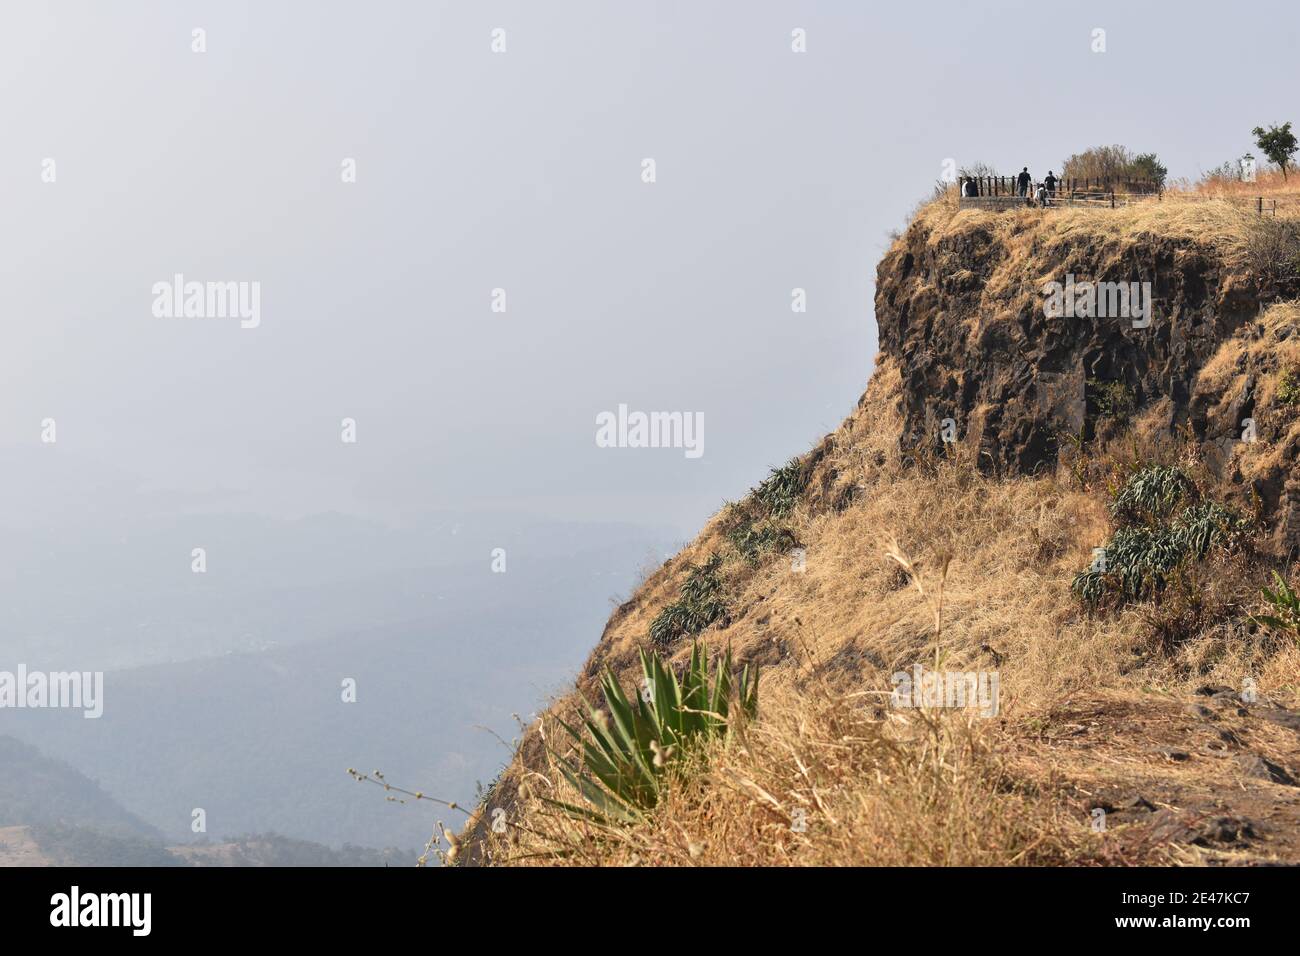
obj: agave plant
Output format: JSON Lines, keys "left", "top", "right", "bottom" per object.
{"left": 1252, "top": 570, "right": 1300, "bottom": 639}
{"left": 546, "top": 643, "right": 759, "bottom": 824}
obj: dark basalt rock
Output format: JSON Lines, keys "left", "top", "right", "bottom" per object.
{"left": 874, "top": 216, "right": 1298, "bottom": 549}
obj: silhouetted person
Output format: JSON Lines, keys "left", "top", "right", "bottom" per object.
{"left": 1044, "top": 170, "right": 1058, "bottom": 196}
{"left": 962, "top": 176, "right": 978, "bottom": 198}
{"left": 1017, "top": 167, "right": 1031, "bottom": 196}
{"left": 1036, "top": 182, "right": 1049, "bottom": 208}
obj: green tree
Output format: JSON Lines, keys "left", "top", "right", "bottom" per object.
{"left": 1131, "top": 152, "right": 1168, "bottom": 188}
{"left": 1253, "top": 122, "right": 1298, "bottom": 181}
{"left": 1061, "top": 145, "right": 1167, "bottom": 191}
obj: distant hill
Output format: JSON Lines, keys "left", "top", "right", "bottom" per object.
{"left": 167, "top": 833, "right": 417, "bottom": 867}
{"left": 0, "top": 737, "right": 416, "bottom": 866}
{"left": 0, "top": 734, "right": 159, "bottom": 838}
{"left": 1, "top": 823, "right": 418, "bottom": 867}
{"left": 4, "top": 517, "right": 675, "bottom": 849}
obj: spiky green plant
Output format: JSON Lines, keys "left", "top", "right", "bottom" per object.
{"left": 1171, "top": 501, "right": 1241, "bottom": 559}
{"left": 546, "top": 644, "right": 759, "bottom": 824}
{"left": 727, "top": 517, "right": 797, "bottom": 565}
{"left": 1071, "top": 567, "right": 1109, "bottom": 607}
{"left": 754, "top": 458, "right": 809, "bottom": 518}
{"left": 1074, "top": 468, "right": 1245, "bottom": 609}
{"left": 1251, "top": 570, "right": 1300, "bottom": 639}
{"left": 1109, "top": 465, "right": 1195, "bottom": 525}
{"left": 648, "top": 553, "right": 727, "bottom": 646}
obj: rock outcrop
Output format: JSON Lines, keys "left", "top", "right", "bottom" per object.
{"left": 874, "top": 204, "right": 1300, "bottom": 553}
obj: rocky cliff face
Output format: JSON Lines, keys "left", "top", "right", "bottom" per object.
{"left": 874, "top": 204, "right": 1300, "bottom": 553}
{"left": 464, "top": 196, "right": 1300, "bottom": 868}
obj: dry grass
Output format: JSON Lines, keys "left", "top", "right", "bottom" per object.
{"left": 465, "top": 352, "right": 1300, "bottom": 866}
{"left": 571, "top": 359, "right": 1295, "bottom": 714}
{"left": 921, "top": 171, "right": 1300, "bottom": 278}
{"left": 489, "top": 683, "right": 1099, "bottom": 867}
{"left": 1182, "top": 167, "right": 1300, "bottom": 207}
{"left": 921, "top": 189, "right": 1266, "bottom": 270}
{"left": 452, "top": 177, "right": 1300, "bottom": 865}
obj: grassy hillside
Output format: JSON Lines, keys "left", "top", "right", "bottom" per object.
{"left": 0, "top": 734, "right": 160, "bottom": 839}
{"left": 446, "top": 181, "right": 1300, "bottom": 867}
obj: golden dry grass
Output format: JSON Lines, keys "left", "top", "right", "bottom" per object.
{"left": 919, "top": 187, "right": 1271, "bottom": 273}
{"left": 463, "top": 352, "right": 1300, "bottom": 867}
{"left": 493, "top": 686, "right": 1097, "bottom": 867}
{"left": 450, "top": 174, "right": 1300, "bottom": 867}
{"left": 1182, "top": 167, "right": 1300, "bottom": 208}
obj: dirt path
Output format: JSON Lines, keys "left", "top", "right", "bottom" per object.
{"left": 1012, "top": 689, "right": 1300, "bottom": 863}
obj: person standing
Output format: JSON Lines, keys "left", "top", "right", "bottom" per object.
{"left": 1017, "top": 166, "right": 1031, "bottom": 196}
{"left": 1044, "top": 170, "right": 1058, "bottom": 197}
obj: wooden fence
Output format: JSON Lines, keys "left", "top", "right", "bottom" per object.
{"left": 954, "top": 172, "right": 1291, "bottom": 216}
{"left": 959, "top": 191, "right": 1286, "bottom": 214}
{"left": 956, "top": 175, "right": 1161, "bottom": 198}
{"left": 958, "top": 190, "right": 1143, "bottom": 211}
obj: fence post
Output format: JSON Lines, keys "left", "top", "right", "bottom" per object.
{"left": 1258, "top": 196, "right": 1263, "bottom": 216}
{"left": 1110, "top": 191, "right": 1115, "bottom": 209}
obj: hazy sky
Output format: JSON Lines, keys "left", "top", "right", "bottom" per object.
{"left": 3, "top": 0, "right": 1298, "bottom": 854}
{"left": 3, "top": 0, "right": 1295, "bottom": 537}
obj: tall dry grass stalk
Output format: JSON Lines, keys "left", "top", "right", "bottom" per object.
{"left": 486, "top": 677, "right": 1095, "bottom": 867}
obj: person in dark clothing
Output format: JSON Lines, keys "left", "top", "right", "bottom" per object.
{"left": 1044, "top": 170, "right": 1058, "bottom": 196}
{"left": 961, "top": 176, "right": 978, "bottom": 198}
{"left": 1017, "top": 167, "right": 1031, "bottom": 196}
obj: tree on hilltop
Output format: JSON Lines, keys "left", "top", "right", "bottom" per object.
{"left": 1253, "top": 122, "right": 1298, "bottom": 181}
{"left": 1061, "top": 145, "right": 1166, "bottom": 190}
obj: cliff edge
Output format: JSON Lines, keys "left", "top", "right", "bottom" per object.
{"left": 461, "top": 187, "right": 1300, "bottom": 867}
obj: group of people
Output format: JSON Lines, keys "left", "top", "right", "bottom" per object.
{"left": 960, "top": 167, "right": 1060, "bottom": 207}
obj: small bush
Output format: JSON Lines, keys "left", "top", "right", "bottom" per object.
{"left": 1277, "top": 366, "right": 1300, "bottom": 406}
{"left": 1244, "top": 217, "right": 1300, "bottom": 294}
{"left": 1088, "top": 379, "right": 1137, "bottom": 426}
